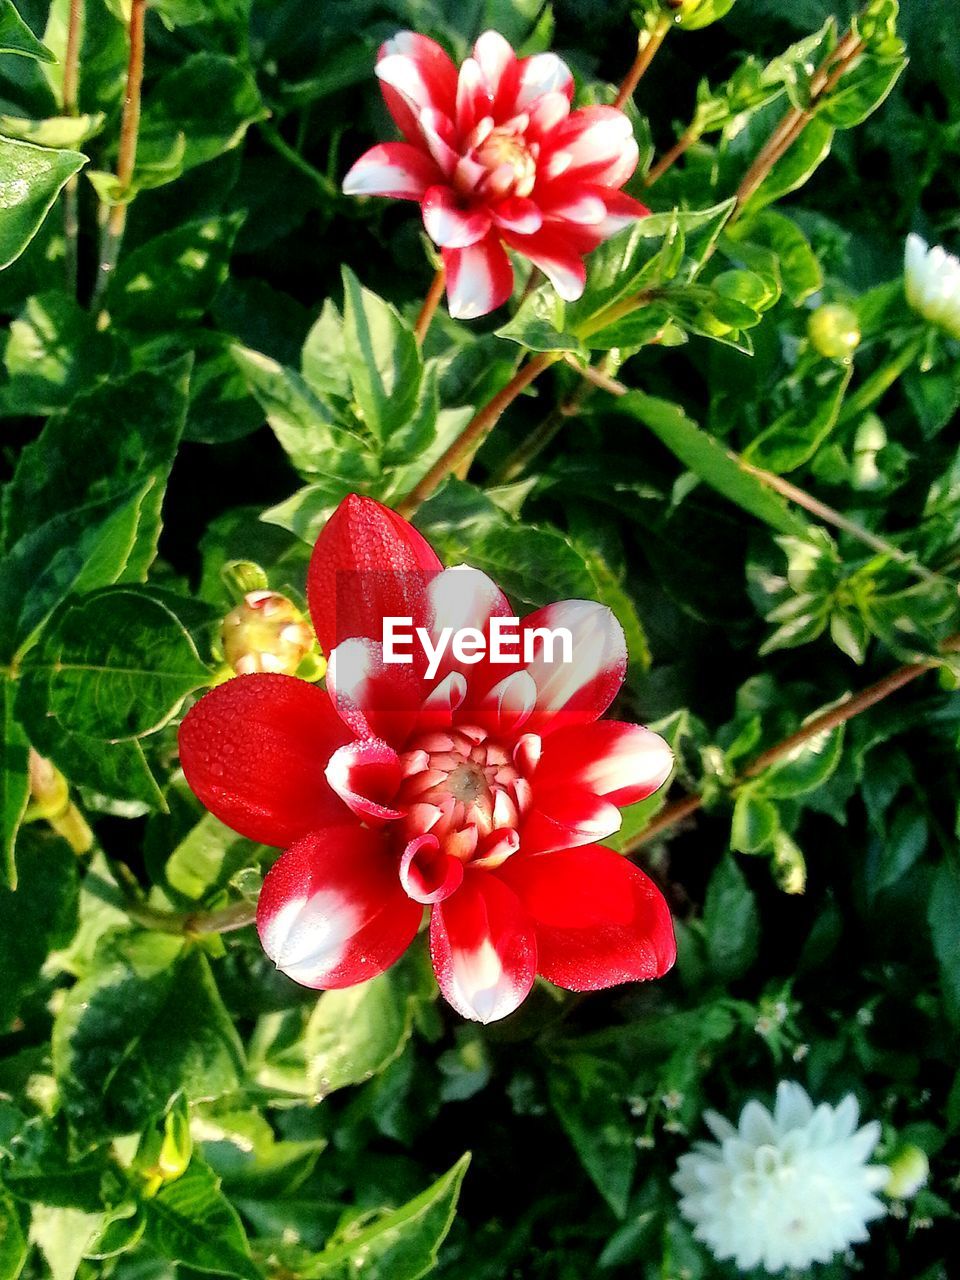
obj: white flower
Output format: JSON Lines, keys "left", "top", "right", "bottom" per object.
{"left": 671, "top": 1081, "right": 888, "bottom": 1274}
{"left": 904, "top": 233, "right": 960, "bottom": 339}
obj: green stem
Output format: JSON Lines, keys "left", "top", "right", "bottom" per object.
{"left": 124, "top": 898, "right": 258, "bottom": 936}
{"left": 836, "top": 332, "right": 926, "bottom": 428}
{"left": 614, "top": 14, "right": 670, "bottom": 111}
{"left": 91, "top": 0, "right": 146, "bottom": 310}
{"left": 259, "top": 121, "right": 337, "bottom": 196}
{"left": 61, "top": 0, "right": 84, "bottom": 295}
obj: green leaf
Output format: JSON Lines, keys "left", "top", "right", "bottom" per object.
{"left": 0, "top": 136, "right": 86, "bottom": 269}
{"left": 0, "top": 676, "right": 29, "bottom": 888}
{"left": 730, "top": 786, "right": 780, "bottom": 853}
{"left": 0, "top": 1189, "right": 28, "bottom": 1279}
{"left": 2, "top": 361, "right": 190, "bottom": 552}
{"left": 0, "top": 111, "right": 104, "bottom": 147}
{"left": 674, "top": 0, "right": 737, "bottom": 29}
{"left": 819, "top": 52, "right": 906, "bottom": 128}
{"left": 617, "top": 392, "right": 810, "bottom": 536}
{"left": 747, "top": 117, "right": 835, "bottom": 212}
{"left": 16, "top": 587, "right": 212, "bottom": 744}
{"left": 760, "top": 721, "right": 844, "bottom": 799}
{"left": 744, "top": 361, "right": 852, "bottom": 473}
{"left": 28, "top": 1205, "right": 109, "bottom": 1280}
{"left": 301, "top": 1154, "right": 470, "bottom": 1280}
{"left": 53, "top": 937, "right": 245, "bottom": 1145}
{"left": 0, "top": 289, "right": 117, "bottom": 416}
{"left": 547, "top": 1054, "right": 634, "bottom": 1217}
{"left": 0, "top": 485, "right": 157, "bottom": 662}
{"left": 0, "top": 0, "right": 54, "bottom": 60}
{"left": 495, "top": 287, "right": 583, "bottom": 354}
{"left": 305, "top": 967, "right": 420, "bottom": 1097}
{"left": 157, "top": 812, "right": 263, "bottom": 908}
{"left": 105, "top": 215, "right": 244, "bottom": 329}
{"left": 929, "top": 860, "right": 960, "bottom": 1027}
{"left": 142, "top": 1155, "right": 262, "bottom": 1280}
{"left": 137, "top": 53, "right": 265, "bottom": 182}
{"left": 301, "top": 298, "right": 350, "bottom": 401}
{"left": 730, "top": 210, "right": 822, "bottom": 304}
{"left": 341, "top": 267, "right": 422, "bottom": 442}
{"left": 872, "top": 806, "right": 928, "bottom": 895}
{"left": 703, "top": 855, "right": 760, "bottom": 980}
{"left": 0, "top": 829, "right": 78, "bottom": 1030}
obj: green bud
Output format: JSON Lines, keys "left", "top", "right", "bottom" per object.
{"left": 808, "top": 304, "right": 861, "bottom": 361}
{"left": 885, "top": 1145, "right": 928, "bottom": 1199}
{"left": 221, "top": 590, "right": 319, "bottom": 677}
{"left": 157, "top": 1107, "right": 193, "bottom": 1182}
{"left": 772, "top": 831, "right": 806, "bottom": 895}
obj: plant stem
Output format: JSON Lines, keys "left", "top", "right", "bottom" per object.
{"left": 732, "top": 28, "right": 864, "bottom": 215}
{"left": 91, "top": 0, "right": 146, "bottom": 310}
{"left": 62, "top": 0, "right": 84, "bottom": 294}
{"left": 836, "top": 332, "right": 926, "bottom": 428}
{"left": 614, "top": 15, "right": 670, "bottom": 111}
{"left": 644, "top": 125, "right": 698, "bottom": 188}
{"left": 492, "top": 375, "right": 597, "bottom": 485}
{"left": 624, "top": 633, "right": 960, "bottom": 852}
{"left": 395, "top": 353, "right": 557, "bottom": 516}
{"left": 414, "top": 265, "right": 446, "bottom": 344}
{"left": 123, "top": 896, "right": 258, "bottom": 936}
{"left": 259, "top": 120, "right": 337, "bottom": 196}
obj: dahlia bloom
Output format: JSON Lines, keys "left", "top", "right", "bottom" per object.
{"left": 342, "top": 30, "right": 648, "bottom": 319}
{"left": 904, "top": 233, "right": 960, "bottom": 339}
{"left": 179, "top": 495, "right": 675, "bottom": 1023}
{"left": 672, "top": 1082, "right": 888, "bottom": 1274}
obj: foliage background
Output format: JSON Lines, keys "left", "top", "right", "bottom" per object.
{"left": 0, "top": 0, "right": 958, "bottom": 1277}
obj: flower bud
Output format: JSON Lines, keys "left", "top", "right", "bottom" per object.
{"left": 851, "top": 415, "right": 887, "bottom": 491}
{"left": 221, "top": 591, "right": 316, "bottom": 677}
{"left": 157, "top": 1108, "right": 192, "bottom": 1182}
{"left": 885, "top": 1145, "right": 928, "bottom": 1199}
{"left": 808, "top": 304, "right": 861, "bottom": 361}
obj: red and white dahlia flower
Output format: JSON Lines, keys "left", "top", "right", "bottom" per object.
{"left": 179, "top": 496, "right": 675, "bottom": 1023}
{"left": 342, "top": 30, "right": 649, "bottom": 319}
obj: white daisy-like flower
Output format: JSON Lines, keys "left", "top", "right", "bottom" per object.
{"left": 671, "top": 1081, "right": 888, "bottom": 1274}
{"left": 904, "top": 233, "right": 960, "bottom": 339}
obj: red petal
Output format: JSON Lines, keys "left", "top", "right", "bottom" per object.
{"left": 500, "top": 226, "right": 587, "bottom": 301}
{"left": 520, "top": 790, "right": 622, "bottom": 855}
{"left": 490, "top": 196, "right": 543, "bottom": 236}
{"left": 400, "top": 833, "right": 464, "bottom": 904}
{"left": 430, "top": 872, "right": 536, "bottom": 1022}
{"left": 443, "top": 233, "right": 514, "bottom": 319}
{"left": 534, "top": 721, "right": 673, "bottom": 806}
{"left": 455, "top": 56, "right": 491, "bottom": 137}
{"left": 325, "top": 738, "right": 402, "bottom": 823}
{"left": 376, "top": 33, "right": 459, "bottom": 142}
{"left": 515, "top": 52, "right": 574, "bottom": 110}
{"left": 178, "top": 674, "right": 351, "bottom": 847}
{"left": 342, "top": 142, "right": 441, "bottom": 200}
{"left": 307, "top": 494, "right": 442, "bottom": 656}
{"left": 325, "top": 636, "right": 422, "bottom": 745}
{"left": 498, "top": 846, "right": 676, "bottom": 990}
{"left": 422, "top": 185, "right": 492, "bottom": 248}
{"left": 544, "top": 106, "right": 639, "bottom": 187}
{"left": 519, "top": 600, "right": 626, "bottom": 734}
{"left": 472, "top": 30, "right": 519, "bottom": 115}
{"left": 257, "top": 825, "right": 422, "bottom": 989}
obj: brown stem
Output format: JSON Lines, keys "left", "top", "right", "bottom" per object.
{"left": 733, "top": 28, "right": 864, "bottom": 215}
{"left": 414, "top": 265, "right": 446, "bottom": 344}
{"left": 395, "top": 353, "right": 556, "bottom": 517}
{"left": 614, "top": 16, "right": 671, "bottom": 111}
{"left": 91, "top": 0, "right": 147, "bottom": 309}
{"left": 492, "top": 378, "right": 596, "bottom": 485}
{"left": 61, "top": 0, "right": 84, "bottom": 294}
{"left": 624, "top": 634, "right": 960, "bottom": 852}
{"left": 644, "top": 125, "right": 698, "bottom": 188}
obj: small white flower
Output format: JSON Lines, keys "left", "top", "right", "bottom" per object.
{"left": 904, "top": 234, "right": 960, "bottom": 339}
{"left": 672, "top": 1081, "right": 888, "bottom": 1274}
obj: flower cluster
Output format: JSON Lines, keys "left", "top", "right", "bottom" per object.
{"left": 672, "top": 1081, "right": 888, "bottom": 1274}
{"left": 343, "top": 30, "right": 648, "bottom": 318}
{"left": 179, "top": 495, "right": 676, "bottom": 1023}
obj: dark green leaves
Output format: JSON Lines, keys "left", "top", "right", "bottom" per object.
{"left": 17, "top": 587, "right": 212, "bottom": 743}
{"left": 53, "top": 935, "right": 245, "bottom": 1145}
{"left": 0, "top": 1, "right": 54, "bottom": 61}
{"left": 702, "top": 856, "right": 760, "bottom": 981}
{"left": 142, "top": 1156, "right": 261, "bottom": 1280}
{"left": 0, "top": 136, "right": 85, "bottom": 269}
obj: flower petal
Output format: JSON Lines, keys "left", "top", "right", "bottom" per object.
{"left": 545, "top": 105, "right": 639, "bottom": 187}
{"left": 376, "top": 34, "right": 459, "bottom": 140}
{"left": 307, "top": 493, "right": 442, "bottom": 656}
{"left": 498, "top": 845, "right": 676, "bottom": 990}
{"left": 400, "top": 833, "right": 464, "bottom": 904}
{"left": 533, "top": 721, "right": 674, "bottom": 806}
{"left": 443, "top": 233, "right": 514, "bottom": 319}
{"left": 342, "top": 142, "right": 441, "bottom": 200}
{"left": 415, "top": 108, "right": 460, "bottom": 178}
{"left": 472, "top": 30, "right": 518, "bottom": 107}
{"left": 500, "top": 226, "right": 586, "bottom": 301}
{"left": 455, "top": 58, "right": 491, "bottom": 137}
{"left": 257, "top": 825, "right": 422, "bottom": 989}
{"left": 519, "top": 600, "right": 627, "bottom": 734}
{"left": 326, "top": 636, "right": 422, "bottom": 744}
{"left": 178, "top": 674, "right": 351, "bottom": 847}
{"left": 516, "top": 52, "right": 574, "bottom": 110}
{"left": 490, "top": 196, "right": 543, "bottom": 236}
{"left": 422, "top": 184, "right": 492, "bottom": 248}
{"left": 325, "top": 738, "right": 402, "bottom": 823}
{"left": 520, "top": 790, "right": 623, "bottom": 854}
{"left": 430, "top": 871, "right": 537, "bottom": 1022}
